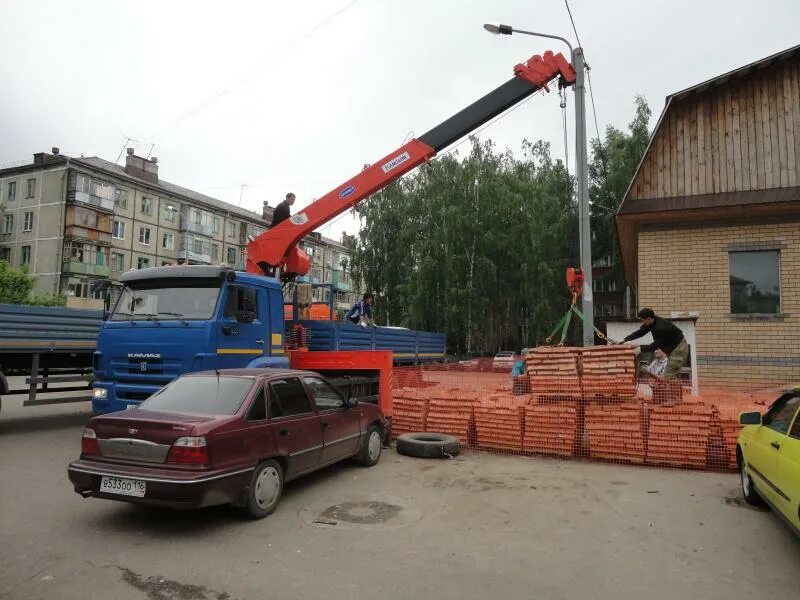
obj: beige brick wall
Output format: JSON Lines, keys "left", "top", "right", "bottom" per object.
{"left": 638, "top": 221, "right": 799, "bottom": 384}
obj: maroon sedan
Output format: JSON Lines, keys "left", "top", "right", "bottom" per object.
{"left": 67, "top": 369, "right": 386, "bottom": 518}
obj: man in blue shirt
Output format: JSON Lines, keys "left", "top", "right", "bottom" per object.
{"left": 512, "top": 348, "right": 531, "bottom": 395}
{"left": 346, "top": 293, "right": 375, "bottom": 327}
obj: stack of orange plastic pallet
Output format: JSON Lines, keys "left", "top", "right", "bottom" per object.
{"left": 474, "top": 393, "right": 530, "bottom": 453}
{"left": 425, "top": 388, "right": 478, "bottom": 445}
{"left": 585, "top": 402, "right": 645, "bottom": 464}
{"left": 579, "top": 345, "right": 637, "bottom": 401}
{"left": 646, "top": 404, "right": 714, "bottom": 468}
{"left": 525, "top": 347, "right": 581, "bottom": 398}
{"left": 710, "top": 397, "right": 766, "bottom": 470}
{"left": 391, "top": 388, "right": 429, "bottom": 437}
{"left": 523, "top": 401, "right": 577, "bottom": 457}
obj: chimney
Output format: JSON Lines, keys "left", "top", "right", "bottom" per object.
{"left": 124, "top": 148, "right": 159, "bottom": 183}
{"left": 32, "top": 147, "right": 63, "bottom": 166}
{"left": 262, "top": 200, "right": 274, "bottom": 222}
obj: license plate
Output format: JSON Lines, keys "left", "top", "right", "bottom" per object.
{"left": 100, "top": 476, "right": 146, "bottom": 497}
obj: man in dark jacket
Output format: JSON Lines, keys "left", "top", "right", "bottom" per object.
{"left": 270, "top": 192, "right": 296, "bottom": 228}
{"left": 623, "top": 308, "right": 689, "bottom": 380}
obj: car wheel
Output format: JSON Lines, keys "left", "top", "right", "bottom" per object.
{"left": 245, "top": 460, "right": 284, "bottom": 519}
{"left": 357, "top": 425, "right": 382, "bottom": 467}
{"left": 738, "top": 449, "right": 764, "bottom": 507}
{"left": 396, "top": 432, "right": 461, "bottom": 459}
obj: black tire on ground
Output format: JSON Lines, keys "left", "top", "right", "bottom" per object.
{"left": 738, "top": 448, "right": 765, "bottom": 507}
{"left": 356, "top": 425, "right": 383, "bottom": 467}
{"left": 396, "top": 433, "right": 461, "bottom": 459}
{"left": 244, "top": 459, "right": 284, "bottom": 519}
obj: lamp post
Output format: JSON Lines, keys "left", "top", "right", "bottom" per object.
{"left": 484, "top": 23, "right": 594, "bottom": 346}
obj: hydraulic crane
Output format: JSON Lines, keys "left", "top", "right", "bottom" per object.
{"left": 246, "top": 50, "right": 576, "bottom": 280}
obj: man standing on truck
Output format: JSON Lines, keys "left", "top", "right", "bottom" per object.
{"left": 270, "top": 192, "right": 296, "bottom": 228}
{"left": 346, "top": 293, "right": 375, "bottom": 327}
{"left": 622, "top": 308, "right": 689, "bottom": 380}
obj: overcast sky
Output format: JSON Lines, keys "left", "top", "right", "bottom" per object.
{"left": 1, "top": 0, "right": 798, "bottom": 239}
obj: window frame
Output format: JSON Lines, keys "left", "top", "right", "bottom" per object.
{"left": 140, "top": 196, "right": 152, "bottom": 216}
{"left": 22, "top": 211, "right": 34, "bottom": 232}
{"left": 162, "top": 232, "right": 174, "bottom": 250}
{"left": 20, "top": 245, "right": 31, "bottom": 265}
{"left": 302, "top": 376, "right": 345, "bottom": 411}
{"left": 7, "top": 181, "right": 16, "bottom": 201}
{"left": 111, "top": 252, "right": 125, "bottom": 272}
{"left": 268, "top": 377, "right": 314, "bottom": 419}
{"left": 112, "top": 220, "right": 126, "bottom": 240}
{"left": 728, "top": 250, "right": 782, "bottom": 315}
{"left": 3, "top": 214, "right": 14, "bottom": 234}
{"left": 137, "top": 256, "right": 150, "bottom": 270}
{"left": 762, "top": 394, "right": 800, "bottom": 436}
{"left": 26, "top": 178, "right": 35, "bottom": 198}
{"left": 226, "top": 246, "right": 237, "bottom": 264}
{"left": 246, "top": 384, "right": 268, "bottom": 422}
{"left": 138, "top": 226, "right": 151, "bottom": 246}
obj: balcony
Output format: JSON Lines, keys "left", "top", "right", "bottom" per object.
{"left": 70, "top": 191, "right": 115, "bottom": 212}
{"left": 64, "top": 226, "right": 112, "bottom": 244}
{"left": 332, "top": 270, "right": 351, "bottom": 291}
{"left": 180, "top": 218, "right": 213, "bottom": 237}
{"left": 62, "top": 261, "right": 111, "bottom": 277}
{"left": 178, "top": 249, "right": 211, "bottom": 264}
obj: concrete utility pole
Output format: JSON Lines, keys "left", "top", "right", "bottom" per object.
{"left": 573, "top": 47, "right": 594, "bottom": 346}
{"left": 483, "top": 24, "right": 595, "bottom": 346}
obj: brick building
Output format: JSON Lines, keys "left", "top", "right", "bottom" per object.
{"left": 616, "top": 44, "right": 800, "bottom": 383}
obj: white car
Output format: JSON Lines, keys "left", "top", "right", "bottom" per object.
{"left": 492, "top": 351, "right": 517, "bottom": 370}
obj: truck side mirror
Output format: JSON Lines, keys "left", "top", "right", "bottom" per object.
{"left": 739, "top": 411, "right": 762, "bottom": 426}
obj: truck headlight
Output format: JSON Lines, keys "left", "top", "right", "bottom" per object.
{"left": 93, "top": 388, "right": 108, "bottom": 399}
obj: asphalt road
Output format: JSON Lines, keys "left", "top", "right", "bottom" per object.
{"left": 1, "top": 397, "right": 798, "bottom": 600}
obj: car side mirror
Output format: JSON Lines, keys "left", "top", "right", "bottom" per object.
{"left": 345, "top": 397, "right": 358, "bottom": 408}
{"left": 739, "top": 411, "right": 762, "bottom": 425}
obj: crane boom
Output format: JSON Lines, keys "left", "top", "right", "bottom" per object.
{"left": 246, "top": 50, "right": 576, "bottom": 278}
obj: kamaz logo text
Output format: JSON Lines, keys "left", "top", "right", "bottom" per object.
{"left": 128, "top": 353, "right": 161, "bottom": 359}
{"left": 381, "top": 151, "right": 411, "bottom": 173}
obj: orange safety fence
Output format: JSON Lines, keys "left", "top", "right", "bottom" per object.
{"left": 390, "top": 345, "right": 789, "bottom": 472}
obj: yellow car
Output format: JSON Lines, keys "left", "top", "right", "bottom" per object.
{"left": 737, "top": 385, "right": 800, "bottom": 536}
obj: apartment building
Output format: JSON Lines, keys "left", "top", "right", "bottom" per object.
{"left": 0, "top": 148, "right": 267, "bottom": 308}
{"left": 297, "top": 231, "right": 359, "bottom": 313}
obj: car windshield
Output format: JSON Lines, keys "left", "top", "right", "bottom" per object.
{"left": 110, "top": 278, "right": 222, "bottom": 321}
{"left": 139, "top": 376, "right": 254, "bottom": 415}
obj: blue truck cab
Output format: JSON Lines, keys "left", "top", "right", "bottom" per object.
{"left": 92, "top": 265, "right": 446, "bottom": 414}
{"left": 92, "top": 266, "right": 288, "bottom": 413}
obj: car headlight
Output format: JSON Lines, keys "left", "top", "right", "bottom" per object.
{"left": 93, "top": 388, "right": 108, "bottom": 399}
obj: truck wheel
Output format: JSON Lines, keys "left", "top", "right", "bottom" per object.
{"left": 244, "top": 460, "right": 283, "bottom": 519}
{"left": 357, "top": 425, "right": 382, "bottom": 467}
{"left": 396, "top": 433, "right": 460, "bottom": 459}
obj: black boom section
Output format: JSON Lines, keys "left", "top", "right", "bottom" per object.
{"left": 418, "top": 77, "right": 541, "bottom": 152}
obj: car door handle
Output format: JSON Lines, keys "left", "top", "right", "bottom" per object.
{"left": 279, "top": 429, "right": 290, "bottom": 437}
{"left": 255, "top": 339, "right": 264, "bottom": 345}
{"left": 771, "top": 441, "right": 781, "bottom": 450}
{"left": 321, "top": 422, "right": 330, "bottom": 429}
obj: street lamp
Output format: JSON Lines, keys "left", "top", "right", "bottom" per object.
{"left": 484, "top": 23, "right": 594, "bottom": 346}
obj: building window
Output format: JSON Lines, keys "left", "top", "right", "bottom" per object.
{"left": 115, "top": 189, "right": 129, "bottom": 209}
{"left": 162, "top": 232, "right": 174, "bottom": 250}
{"left": 226, "top": 247, "right": 237, "bottom": 264}
{"left": 20, "top": 245, "right": 31, "bottom": 265}
{"left": 211, "top": 244, "right": 219, "bottom": 261}
{"left": 23, "top": 212, "right": 34, "bottom": 232}
{"left": 111, "top": 252, "right": 125, "bottom": 272}
{"left": 3, "top": 215, "right": 13, "bottom": 234}
{"left": 137, "top": 257, "right": 150, "bottom": 270}
{"left": 141, "top": 196, "right": 152, "bottom": 216}
{"left": 729, "top": 251, "right": 781, "bottom": 314}
{"left": 112, "top": 220, "right": 126, "bottom": 240}
{"left": 164, "top": 204, "right": 176, "bottom": 221}
{"left": 139, "top": 227, "right": 151, "bottom": 246}
{"left": 227, "top": 222, "right": 236, "bottom": 238}
{"left": 7, "top": 181, "right": 16, "bottom": 201}
{"left": 190, "top": 208, "right": 201, "bottom": 224}
{"left": 26, "top": 178, "right": 35, "bottom": 198}
{"left": 212, "top": 216, "right": 220, "bottom": 234}
{"left": 0, "top": 247, "right": 10, "bottom": 262}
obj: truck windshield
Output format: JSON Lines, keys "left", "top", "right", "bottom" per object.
{"left": 140, "top": 376, "right": 254, "bottom": 415}
{"left": 110, "top": 279, "right": 222, "bottom": 321}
